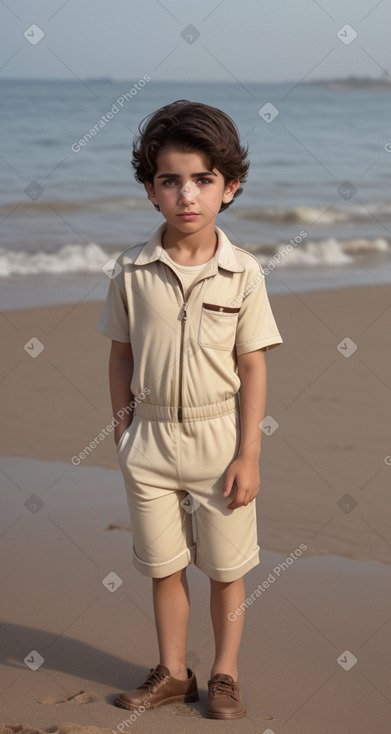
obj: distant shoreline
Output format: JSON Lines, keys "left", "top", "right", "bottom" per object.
{"left": 1, "top": 77, "right": 390, "bottom": 89}
{"left": 304, "top": 76, "right": 391, "bottom": 90}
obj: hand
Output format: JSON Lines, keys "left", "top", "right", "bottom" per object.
{"left": 223, "top": 456, "right": 260, "bottom": 510}
{"left": 114, "top": 422, "right": 131, "bottom": 447}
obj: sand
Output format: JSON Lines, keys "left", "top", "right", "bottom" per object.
{"left": 1, "top": 284, "right": 391, "bottom": 733}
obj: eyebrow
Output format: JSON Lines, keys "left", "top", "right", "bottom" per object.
{"left": 156, "top": 171, "right": 217, "bottom": 179}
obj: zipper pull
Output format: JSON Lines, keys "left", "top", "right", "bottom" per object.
{"left": 178, "top": 303, "right": 188, "bottom": 321}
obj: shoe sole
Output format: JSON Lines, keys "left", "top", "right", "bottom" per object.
{"left": 114, "top": 692, "right": 199, "bottom": 711}
{"left": 207, "top": 708, "right": 247, "bottom": 719}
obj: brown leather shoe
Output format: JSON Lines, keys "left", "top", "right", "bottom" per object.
{"left": 114, "top": 664, "right": 199, "bottom": 710}
{"left": 207, "top": 673, "right": 247, "bottom": 719}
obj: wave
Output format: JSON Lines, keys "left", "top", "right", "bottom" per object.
{"left": 0, "top": 237, "right": 389, "bottom": 277}
{"left": 0, "top": 243, "right": 119, "bottom": 277}
{"left": 234, "top": 202, "right": 391, "bottom": 225}
{"left": 0, "top": 196, "right": 150, "bottom": 215}
{"left": 254, "top": 237, "right": 390, "bottom": 267}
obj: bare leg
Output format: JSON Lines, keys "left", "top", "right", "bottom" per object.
{"left": 210, "top": 577, "right": 245, "bottom": 681}
{"left": 152, "top": 568, "right": 190, "bottom": 680}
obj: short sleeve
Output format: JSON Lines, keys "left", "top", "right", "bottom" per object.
{"left": 235, "top": 266, "right": 282, "bottom": 355}
{"left": 96, "top": 276, "right": 131, "bottom": 343}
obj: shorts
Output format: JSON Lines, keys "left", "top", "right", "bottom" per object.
{"left": 116, "top": 395, "right": 260, "bottom": 583}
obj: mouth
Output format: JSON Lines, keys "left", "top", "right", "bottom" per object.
{"left": 177, "top": 212, "right": 199, "bottom": 219}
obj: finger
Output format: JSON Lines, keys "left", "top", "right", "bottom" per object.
{"left": 227, "top": 490, "right": 248, "bottom": 510}
{"left": 228, "top": 486, "right": 257, "bottom": 509}
{"left": 223, "top": 475, "right": 236, "bottom": 497}
{"left": 223, "top": 481, "right": 233, "bottom": 498}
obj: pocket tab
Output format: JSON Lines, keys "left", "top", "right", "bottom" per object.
{"left": 202, "top": 302, "right": 240, "bottom": 314}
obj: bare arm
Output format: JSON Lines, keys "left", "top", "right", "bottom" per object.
{"left": 109, "top": 339, "right": 134, "bottom": 445}
{"left": 237, "top": 348, "right": 267, "bottom": 459}
{"left": 223, "top": 348, "right": 267, "bottom": 509}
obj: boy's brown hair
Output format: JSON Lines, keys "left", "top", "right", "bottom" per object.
{"left": 132, "top": 99, "right": 249, "bottom": 212}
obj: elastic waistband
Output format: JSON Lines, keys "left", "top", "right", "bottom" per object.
{"left": 134, "top": 395, "right": 238, "bottom": 422}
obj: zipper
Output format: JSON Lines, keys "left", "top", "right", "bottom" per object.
{"left": 163, "top": 263, "right": 215, "bottom": 423}
{"left": 178, "top": 300, "right": 187, "bottom": 423}
{"left": 174, "top": 275, "right": 198, "bottom": 423}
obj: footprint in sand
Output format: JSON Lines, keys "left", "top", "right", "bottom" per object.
{"left": 164, "top": 702, "right": 203, "bottom": 717}
{"left": 37, "top": 690, "right": 98, "bottom": 705}
{"left": 106, "top": 522, "right": 131, "bottom": 531}
{"left": 0, "top": 724, "right": 111, "bottom": 734}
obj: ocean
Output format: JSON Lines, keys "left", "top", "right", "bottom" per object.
{"left": 1, "top": 78, "right": 391, "bottom": 309}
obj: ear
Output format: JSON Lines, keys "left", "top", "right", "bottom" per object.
{"left": 222, "top": 179, "right": 240, "bottom": 204}
{"left": 144, "top": 181, "right": 159, "bottom": 207}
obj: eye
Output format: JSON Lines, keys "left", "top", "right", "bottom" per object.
{"left": 162, "top": 179, "right": 177, "bottom": 187}
{"left": 197, "top": 177, "right": 212, "bottom": 185}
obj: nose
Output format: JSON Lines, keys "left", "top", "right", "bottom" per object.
{"left": 178, "top": 180, "right": 199, "bottom": 204}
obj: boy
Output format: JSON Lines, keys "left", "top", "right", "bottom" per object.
{"left": 96, "top": 100, "right": 282, "bottom": 719}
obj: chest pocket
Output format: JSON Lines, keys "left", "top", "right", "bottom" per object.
{"left": 198, "top": 302, "right": 241, "bottom": 351}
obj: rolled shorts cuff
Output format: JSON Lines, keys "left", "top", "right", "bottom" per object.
{"left": 195, "top": 546, "right": 261, "bottom": 582}
{"left": 132, "top": 544, "right": 196, "bottom": 578}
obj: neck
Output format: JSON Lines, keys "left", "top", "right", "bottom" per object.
{"left": 162, "top": 222, "right": 218, "bottom": 256}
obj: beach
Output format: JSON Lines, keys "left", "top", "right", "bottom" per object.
{"left": 1, "top": 284, "right": 391, "bottom": 733}
{"left": 2, "top": 7, "right": 391, "bottom": 730}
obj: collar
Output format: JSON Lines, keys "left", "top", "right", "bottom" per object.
{"left": 131, "top": 222, "right": 245, "bottom": 273}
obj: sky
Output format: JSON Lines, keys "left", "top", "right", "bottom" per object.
{"left": 0, "top": 0, "right": 390, "bottom": 83}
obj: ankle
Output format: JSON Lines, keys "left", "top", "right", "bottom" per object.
{"left": 210, "top": 666, "right": 238, "bottom": 682}
{"left": 161, "top": 663, "right": 189, "bottom": 681}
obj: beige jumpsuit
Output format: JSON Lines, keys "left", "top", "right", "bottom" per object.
{"left": 97, "top": 222, "right": 282, "bottom": 581}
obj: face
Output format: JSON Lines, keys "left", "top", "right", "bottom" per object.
{"left": 144, "top": 148, "right": 240, "bottom": 233}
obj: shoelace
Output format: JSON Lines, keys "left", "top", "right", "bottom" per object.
{"left": 139, "top": 668, "right": 167, "bottom": 691}
{"left": 209, "top": 679, "right": 237, "bottom": 700}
